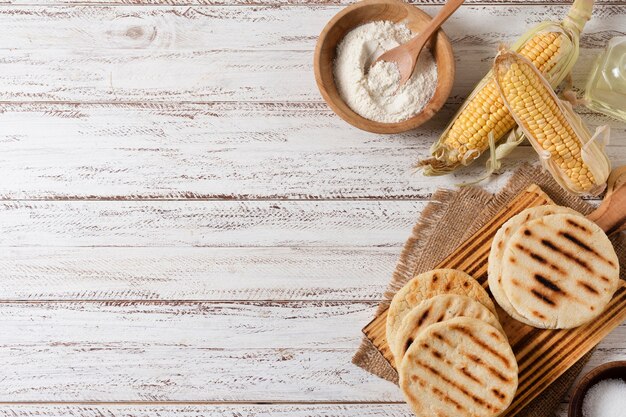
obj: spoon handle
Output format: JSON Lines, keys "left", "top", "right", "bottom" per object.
{"left": 588, "top": 166, "right": 626, "bottom": 236}
{"left": 407, "top": 0, "right": 465, "bottom": 52}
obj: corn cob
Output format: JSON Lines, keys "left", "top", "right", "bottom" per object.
{"left": 419, "top": 0, "right": 595, "bottom": 176}
{"left": 493, "top": 50, "right": 610, "bottom": 195}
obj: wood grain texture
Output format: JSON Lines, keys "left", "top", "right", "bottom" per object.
{"left": 0, "top": 300, "right": 400, "bottom": 402}
{"left": 0, "top": 301, "right": 381, "bottom": 349}
{"left": 0, "top": 401, "right": 611, "bottom": 417}
{"left": 0, "top": 247, "right": 398, "bottom": 300}
{"left": 0, "top": 300, "right": 622, "bottom": 402}
{"left": 0, "top": 5, "right": 624, "bottom": 102}
{"left": 0, "top": 48, "right": 586, "bottom": 103}
{"left": 0, "top": 3, "right": 624, "bottom": 199}
{"left": 0, "top": 102, "right": 512, "bottom": 200}
{"left": 1, "top": 0, "right": 624, "bottom": 7}
{"left": 0, "top": 5, "right": 623, "bottom": 52}
{"left": 0, "top": 404, "right": 415, "bottom": 416}
{"left": 0, "top": 103, "right": 624, "bottom": 199}
{"left": 0, "top": 347, "right": 398, "bottom": 402}
{"left": 0, "top": 200, "right": 423, "bottom": 246}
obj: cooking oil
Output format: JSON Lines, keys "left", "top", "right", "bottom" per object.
{"left": 584, "top": 37, "right": 626, "bottom": 122}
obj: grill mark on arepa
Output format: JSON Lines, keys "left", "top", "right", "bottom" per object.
{"left": 422, "top": 343, "right": 453, "bottom": 366}
{"left": 492, "top": 388, "right": 506, "bottom": 401}
{"left": 434, "top": 195, "right": 543, "bottom": 274}
{"left": 577, "top": 281, "right": 599, "bottom": 295}
{"left": 432, "top": 331, "right": 455, "bottom": 349}
{"left": 430, "top": 386, "right": 465, "bottom": 412}
{"left": 533, "top": 274, "right": 563, "bottom": 293}
{"left": 404, "top": 337, "right": 414, "bottom": 356}
{"left": 459, "top": 366, "right": 482, "bottom": 384}
{"left": 449, "top": 325, "right": 512, "bottom": 368}
{"left": 465, "top": 353, "right": 512, "bottom": 383}
{"left": 531, "top": 289, "right": 556, "bottom": 306}
{"left": 540, "top": 239, "right": 593, "bottom": 272}
{"left": 559, "top": 231, "right": 616, "bottom": 267}
{"left": 566, "top": 218, "right": 591, "bottom": 234}
{"left": 514, "top": 243, "right": 565, "bottom": 274}
{"left": 409, "top": 374, "right": 426, "bottom": 389}
{"left": 417, "top": 308, "right": 431, "bottom": 326}
{"left": 414, "top": 360, "right": 494, "bottom": 411}
{"left": 532, "top": 310, "right": 547, "bottom": 320}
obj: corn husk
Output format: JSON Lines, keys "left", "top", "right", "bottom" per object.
{"left": 493, "top": 50, "right": 611, "bottom": 196}
{"left": 419, "top": 0, "right": 595, "bottom": 177}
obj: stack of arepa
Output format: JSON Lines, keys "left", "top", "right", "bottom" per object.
{"left": 488, "top": 205, "right": 620, "bottom": 329}
{"left": 387, "top": 269, "right": 518, "bottom": 417}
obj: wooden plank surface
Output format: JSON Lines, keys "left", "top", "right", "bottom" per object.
{"left": 4, "top": 48, "right": 611, "bottom": 102}
{"left": 0, "top": 300, "right": 622, "bottom": 401}
{"left": 0, "top": 5, "right": 624, "bottom": 103}
{"left": 0, "top": 404, "right": 416, "bottom": 416}
{"left": 0, "top": 5, "right": 622, "bottom": 51}
{"left": 0, "top": 0, "right": 624, "bottom": 415}
{"left": 0, "top": 4, "right": 624, "bottom": 199}
{"left": 1, "top": 0, "right": 624, "bottom": 8}
{"left": 0, "top": 201, "right": 423, "bottom": 246}
{"left": 0, "top": 247, "right": 398, "bottom": 300}
{"left": 0, "top": 103, "right": 624, "bottom": 199}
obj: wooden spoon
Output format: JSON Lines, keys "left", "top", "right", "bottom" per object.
{"left": 588, "top": 165, "right": 626, "bottom": 236}
{"left": 371, "top": 0, "right": 465, "bottom": 85}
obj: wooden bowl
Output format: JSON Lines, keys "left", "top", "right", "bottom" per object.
{"left": 313, "top": 0, "right": 455, "bottom": 134}
{"left": 568, "top": 361, "right": 626, "bottom": 417}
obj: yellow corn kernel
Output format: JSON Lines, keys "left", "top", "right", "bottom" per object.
{"left": 495, "top": 54, "right": 595, "bottom": 192}
{"left": 436, "top": 32, "right": 563, "bottom": 165}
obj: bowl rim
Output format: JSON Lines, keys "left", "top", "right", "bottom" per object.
{"left": 313, "top": 0, "right": 456, "bottom": 134}
{"left": 568, "top": 360, "right": 626, "bottom": 417}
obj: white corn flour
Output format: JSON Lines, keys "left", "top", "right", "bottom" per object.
{"left": 333, "top": 21, "right": 438, "bottom": 123}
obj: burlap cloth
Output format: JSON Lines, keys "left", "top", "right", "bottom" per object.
{"left": 353, "top": 164, "right": 626, "bottom": 417}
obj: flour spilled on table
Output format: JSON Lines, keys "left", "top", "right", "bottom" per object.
{"left": 333, "top": 21, "right": 438, "bottom": 123}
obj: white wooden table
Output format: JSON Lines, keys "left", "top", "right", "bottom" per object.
{"left": 0, "top": 0, "right": 624, "bottom": 415}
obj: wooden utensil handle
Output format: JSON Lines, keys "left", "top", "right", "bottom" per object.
{"left": 407, "top": 0, "right": 464, "bottom": 50}
{"left": 424, "top": 0, "right": 465, "bottom": 33}
{"left": 588, "top": 166, "right": 626, "bottom": 236}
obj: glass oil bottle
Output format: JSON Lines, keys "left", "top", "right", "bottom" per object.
{"left": 584, "top": 37, "right": 626, "bottom": 122}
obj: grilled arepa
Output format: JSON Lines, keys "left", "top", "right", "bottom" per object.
{"left": 488, "top": 205, "right": 583, "bottom": 324}
{"left": 386, "top": 269, "right": 497, "bottom": 357}
{"left": 393, "top": 294, "right": 504, "bottom": 365}
{"left": 501, "top": 213, "right": 619, "bottom": 328}
{"left": 399, "top": 317, "right": 518, "bottom": 417}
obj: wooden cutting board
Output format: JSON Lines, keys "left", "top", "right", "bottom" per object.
{"left": 362, "top": 183, "right": 626, "bottom": 417}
